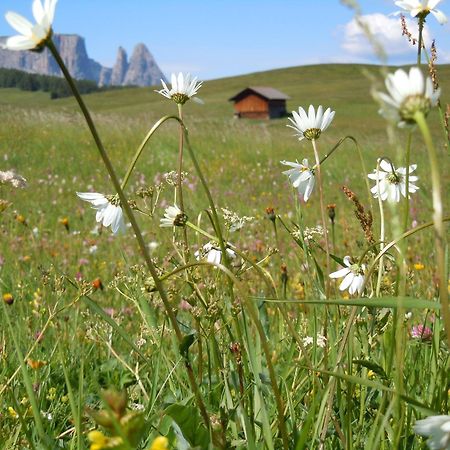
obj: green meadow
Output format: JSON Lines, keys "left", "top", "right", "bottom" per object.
{"left": 0, "top": 63, "right": 449, "bottom": 449}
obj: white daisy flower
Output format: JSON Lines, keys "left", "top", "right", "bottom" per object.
{"left": 281, "top": 158, "right": 315, "bottom": 202}
{"left": 194, "top": 242, "right": 236, "bottom": 266}
{"left": 160, "top": 204, "right": 187, "bottom": 227}
{"left": 77, "top": 192, "right": 125, "bottom": 235}
{"left": 376, "top": 67, "right": 440, "bottom": 127}
{"left": 156, "top": 72, "right": 202, "bottom": 104}
{"left": 329, "top": 256, "right": 366, "bottom": 296}
{"left": 3, "top": 0, "right": 57, "bottom": 51}
{"left": 368, "top": 160, "right": 419, "bottom": 202}
{"left": 394, "top": 0, "right": 447, "bottom": 24}
{"left": 414, "top": 415, "right": 450, "bottom": 449}
{"left": 287, "top": 105, "right": 335, "bottom": 141}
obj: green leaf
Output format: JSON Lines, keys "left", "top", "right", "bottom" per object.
{"left": 315, "top": 369, "right": 437, "bottom": 415}
{"left": 251, "top": 296, "right": 440, "bottom": 310}
{"left": 179, "top": 333, "right": 196, "bottom": 359}
{"left": 165, "top": 403, "right": 210, "bottom": 448}
{"left": 352, "top": 360, "right": 388, "bottom": 380}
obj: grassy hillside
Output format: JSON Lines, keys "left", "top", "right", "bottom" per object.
{"left": 1, "top": 64, "right": 449, "bottom": 448}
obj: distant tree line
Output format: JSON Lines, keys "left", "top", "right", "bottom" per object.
{"left": 0, "top": 68, "right": 110, "bottom": 98}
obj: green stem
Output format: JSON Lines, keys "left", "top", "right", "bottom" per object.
{"left": 2, "top": 301, "right": 50, "bottom": 445}
{"left": 46, "top": 39, "right": 211, "bottom": 431}
{"left": 312, "top": 138, "right": 331, "bottom": 298}
{"left": 365, "top": 217, "right": 450, "bottom": 291}
{"left": 121, "top": 115, "right": 178, "bottom": 190}
{"left": 402, "top": 132, "right": 412, "bottom": 233}
{"left": 176, "top": 103, "right": 191, "bottom": 259}
{"left": 177, "top": 103, "right": 186, "bottom": 212}
{"left": 375, "top": 160, "right": 385, "bottom": 297}
{"left": 318, "top": 135, "right": 373, "bottom": 213}
{"left": 414, "top": 111, "right": 450, "bottom": 348}
{"left": 417, "top": 17, "right": 424, "bottom": 65}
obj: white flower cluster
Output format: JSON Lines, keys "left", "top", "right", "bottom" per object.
{"left": 303, "top": 334, "right": 327, "bottom": 348}
{"left": 303, "top": 225, "right": 325, "bottom": 243}
{"left": 0, "top": 169, "right": 27, "bottom": 188}
{"left": 221, "top": 207, "right": 254, "bottom": 232}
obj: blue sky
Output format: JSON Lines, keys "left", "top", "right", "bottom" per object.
{"left": 0, "top": 0, "right": 449, "bottom": 79}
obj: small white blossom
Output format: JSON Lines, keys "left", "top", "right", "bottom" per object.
{"left": 376, "top": 67, "right": 440, "bottom": 127}
{"left": 3, "top": 0, "right": 57, "bottom": 51}
{"left": 160, "top": 204, "right": 187, "bottom": 227}
{"left": 414, "top": 415, "right": 450, "bottom": 449}
{"left": 156, "top": 72, "right": 202, "bottom": 104}
{"left": 221, "top": 207, "right": 254, "bottom": 232}
{"left": 329, "top": 256, "right": 366, "bottom": 296}
{"left": 41, "top": 410, "right": 53, "bottom": 421}
{"left": 368, "top": 160, "right": 419, "bottom": 202}
{"left": 287, "top": 105, "right": 335, "bottom": 141}
{"left": 303, "top": 225, "right": 325, "bottom": 243}
{"left": 195, "top": 242, "right": 236, "bottom": 266}
{"left": 394, "top": 0, "right": 447, "bottom": 24}
{"left": 0, "top": 169, "right": 27, "bottom": 188}
{"left": 77, "top": 192, "right": 125, "bottom": 235}
{"left": 281, "top": 158, "right": 315, "bottom": 202}
{"left": 302, "top": 334, "right": 327, "bottom": 348}
{"left": 130, "top": 402, "right": 145, "bottom": 411}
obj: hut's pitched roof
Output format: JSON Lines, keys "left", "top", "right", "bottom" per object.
{"left": 229, "top": 86, "right": 290, "bottom": 101}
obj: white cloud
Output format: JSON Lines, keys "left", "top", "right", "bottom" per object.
{"left": 341, "top": 13, "right": 431, "bottom": 60}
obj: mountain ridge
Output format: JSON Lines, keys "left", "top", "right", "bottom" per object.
{"left": 0, "top": 34, "right": 166, "bottom": 87}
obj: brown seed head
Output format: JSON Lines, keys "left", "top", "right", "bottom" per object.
{"left": 342, "top": 186, "right": 375, "bottom": 245}
{"left": 265, "top": 207, "right": 276, "bottom": 222}
{"left": 92, "top": 278, "right": 103, "bottom": 290}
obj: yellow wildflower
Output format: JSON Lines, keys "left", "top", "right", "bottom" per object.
{"left": 59, "top": 217, "right": 70, "bottom": 231}
{"left": 367, "top": 370, "right": 375, "bottom": 379}
{"left": 3, "top": 293, "right": 14, "bottom": 305}
{"left": 88, "top": 430, "right": 108, "bottom": 450}
{"left": 27, "top": 359, "right": 47, "bottom": 370}
{"left": 413, "top": 263, "right": 425, "bottom": 270}
{"left": 47, "top": 387, "right": 57, "bottom": 401}
{"left": 149, "top": 436, "right": 169, "bottom": 450}
{"left": 15, "top": 214, "right": 26, "bottom": 224}
{"left": 8, "top": 407, "right": 18, "bottom": 419}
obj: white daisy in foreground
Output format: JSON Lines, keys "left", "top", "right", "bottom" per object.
{"left": 195, "top": 242, "right": 236, "bottom": 266}
{"left": 394, "top": 0, "right": 447, "bottom": 24}
{"left": 281, "top": 158, "right": 315, "bottom": 202}
{"left": 414, "top": 415, "right": 450, "bottom": 449}
{"left": 156, "top": 72, "right": 202, "bottom": 104}
{"left": 329, "top": 256, "right": 366, "bottom": 296}
{"left": 376, "top": 67, "right": 440, "bottom": 127}
{"left": 76, "top": 192, "right": 125, "bottom": 235}
{"left": 368, "top": 160, "right": 419, "bottom": 202}
{"left": 160, "top": 204, "right": 187, "bottom": 227}
{"left": 287, "top": 105, "right": 335, "bottom": 141}
{"left": 3, "top": 0, "right": 57, "bottom": 51}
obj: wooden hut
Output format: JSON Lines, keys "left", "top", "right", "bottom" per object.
{"left": 229, "top": 86, "right": 290, "bottom": 119}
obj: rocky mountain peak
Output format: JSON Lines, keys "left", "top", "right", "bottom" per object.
{"left": 123, "top": 43, "right": 164, "bottom": 87}
{"left": 0, "top": 35, "right": 165, "bottom": 87}
{"left": 111, "top": 46, "right": 128, "bottom": 86}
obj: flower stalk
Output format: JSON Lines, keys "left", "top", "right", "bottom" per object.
{"left": 375, "top": 160, "right": 386, "bottom": 297}
{"left": 312, "top": 138, "right": 331, "bottom": 297}
{"left": 46, "top": 38, "right": 212, "bottom": 431}
{"left": 413, "top": 110, "right": 450, "bottom": 347}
